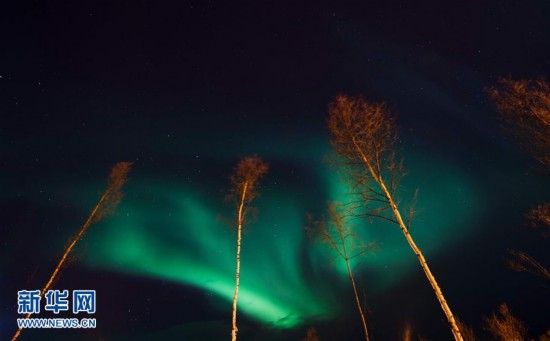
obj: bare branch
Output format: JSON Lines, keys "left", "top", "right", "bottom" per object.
{"left": 508, "top": 250, "right": 550, "bottom": 281}
{"left": 455, "top": 317, "right": 477, "bottom": 341}
{"left": 488, "top": 77, "right": 550, "bottom": 284}
{"left": 407, "top": 189, "right": 419, "bottom": 230}
{"left": 227, "top": 156, "right": 269, "bottom": 227}
{"left": 527, "top": 203, "right": 550, "bottom": 237}
{"left": 307, "top": 202, "right": 375, "bottom": 341}
{"left": 484, "top": 304, "right": 527, "bottom": 341}
{"left": 486, "top": 77, "right": 550, "bottom": 169}
{"left": 93, "top": 161, "right": 133, "bottom": 223}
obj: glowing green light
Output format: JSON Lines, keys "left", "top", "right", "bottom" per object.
{"left": 322, "top": 149, "right": 482, "bottom": 292}
{"left": 84, "top": 183, "right": 336, "bottom": 328}
{"left": 78, "top": 145, "right": 482, "bottom": 329}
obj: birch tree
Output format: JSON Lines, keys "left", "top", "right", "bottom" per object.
{"left": 308, "top": 202, "right": 375, "bottom": 341}
{"left": 12, "top": 162, "right": 132, "bottom": 341}
{"left": 327, "top": 94, "right": 463, "bottom": 340}
{"left": 227, "top": 156, "right": 268, "bottom": 341}
{"left": 487, "top": 78, "right": 550, "bottom": 280}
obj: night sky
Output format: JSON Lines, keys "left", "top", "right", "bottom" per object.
{"left": 1, "top": 2, "right": 550, "bottom": 340}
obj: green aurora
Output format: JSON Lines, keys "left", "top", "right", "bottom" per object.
{"left": 79, "top": 147, "right": 482, "bottom": 329}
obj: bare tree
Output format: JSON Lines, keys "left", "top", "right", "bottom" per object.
{"left": 327, "top": 94, "right": 463, "bottom": 340}
{"left": 486, "top": 78, "right": 550, "bottom": 169}
{"left": 484, "top": 303, "right": 527, "bottom": 341}
{"left": 227, "top": 156, "right": 268, "bottom": 341}
{"left": 487, "top": 78, "right": 550, "bottom": 281}
{"left": 308, "top": 202, "right": 375, "bottom": 341}
{"left": 304, "top": 326, "right": 320, "bottom": 341}
{"left": 12, "top": 162, "right": 132, "bottom": 341}
{"left": 487, "top": 77, "right": 550, "bottom": 231}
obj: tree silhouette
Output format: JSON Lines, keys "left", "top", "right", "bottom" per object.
{"left": 487, "top": 78, "right": 550, "bottom": 281}
{"left": 227, "top": 156, "right": 268, "bottom": 341}
{"left": 327, "top": 94, "right": 463, "bottom": 340}
{"left": 12, "top": 161, "right": 132, "bottom": 341}
{"left": 308, "top": 202, "right": 375, "bottom": 341}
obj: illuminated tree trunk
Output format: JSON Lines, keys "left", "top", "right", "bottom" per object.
{"left": 344, "top": 254, "right": 370, "bottom": 341}
{"left": 11, "top": 193, "right": 108, "bottom": 341}
{"left": 231, "top": 181, "right": 248, "bottom": 341}
{"left": 354, "top": 142, "right": 463, "bottom": 341}
{"left": 12, "top": 162, "right": 132, "bottom": 341}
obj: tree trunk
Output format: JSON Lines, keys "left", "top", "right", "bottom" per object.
{"left": 345, "top": 257, "right": 370, "bottom": 341}
{"left": 354, "top": 142, "right": 463, "bottom": 341}
{"left": 377, "top": 175, "right": 463, "bottom": 341}
{"left": 12, "top": 191, "right": 109, "bottom": 341}
{"left": 231, "top": 182, "right": 248, "bottom": 341}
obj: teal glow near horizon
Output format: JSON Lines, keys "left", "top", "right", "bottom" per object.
{"left": 75, "top": 143, "right": 482, "bottom": 329}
